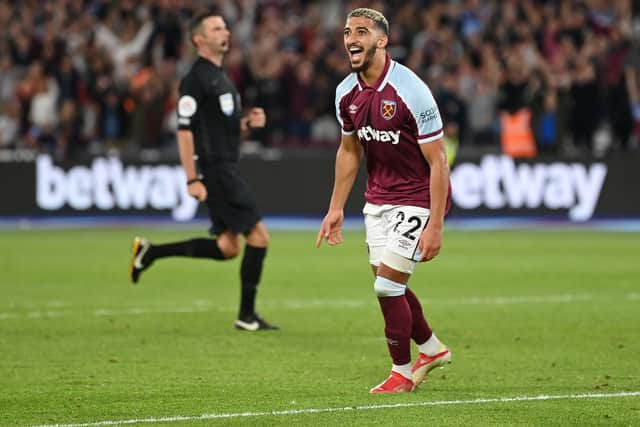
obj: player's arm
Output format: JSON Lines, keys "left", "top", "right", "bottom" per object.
{"left": 417, "top": 138, "right": 449, "bottom": 261}
{"left": 177, "top": 130, "right": 207, "bottom": 202}
{"left": 316, "top": 132, "right": 362, "bottom": 247}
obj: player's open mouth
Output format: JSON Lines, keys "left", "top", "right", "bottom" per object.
{"left": 349, "top": 46, "right": 364, "bottom": 61}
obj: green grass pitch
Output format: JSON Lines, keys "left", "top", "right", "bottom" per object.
{"left": 1, "top": 227, "right": 639, "bottom": 426}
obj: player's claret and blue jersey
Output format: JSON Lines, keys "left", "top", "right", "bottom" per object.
{"left": 335, "top": 54, "right": 452, "bottom": 210}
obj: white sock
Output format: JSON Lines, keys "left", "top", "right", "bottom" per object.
{"left": 392, "top": 363, "right": 413, "bottom": 380}
{"left": 418, "top": 333, "right": 442, "bottom": 356}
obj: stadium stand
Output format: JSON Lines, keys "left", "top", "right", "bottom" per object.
{"left": 0, "top": 0, "right": 639, "bottom": 160}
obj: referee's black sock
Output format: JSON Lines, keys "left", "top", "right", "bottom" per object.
{"left": 239, "top": 245, "right": 267, "bottom": 318}
{"left": 147, "top": 238, "right": 225, "bottom": 262}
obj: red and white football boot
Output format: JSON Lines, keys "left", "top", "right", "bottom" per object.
{"left": 369, "top": 371, "right": 415, "bottom": 394}
{"left": 411, "top": 346, "right": 452, "bottom": 387}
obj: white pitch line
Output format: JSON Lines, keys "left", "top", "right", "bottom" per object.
{"left": 0, "top": 307, "right": 214, "bottom": 320}
{"left": 1, "top": 293, "right": 637, "bottom": 321}
{"left": 275, "top": 294, "right": 597, "bottom": 309}
{"left": 30, "top": 391, "right": 640, "bottom": 427}
{"left": 437, "top": 294, "right": 595, "bottom": 305}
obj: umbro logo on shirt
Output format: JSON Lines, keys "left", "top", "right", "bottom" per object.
{"left": 348, "top": 104, "right": 358, "bottom": 115}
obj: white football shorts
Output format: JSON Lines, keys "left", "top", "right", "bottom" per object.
{"left": 363, "top": 202, "right": 431, "bottom": 274}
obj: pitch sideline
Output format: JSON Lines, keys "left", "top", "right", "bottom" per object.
{"left": 30, "top": 391, "right": 640, "bottom": 427}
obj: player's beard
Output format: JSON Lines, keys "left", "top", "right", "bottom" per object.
{"left": 350, "top": 44, "right": 377, "bottom": 73}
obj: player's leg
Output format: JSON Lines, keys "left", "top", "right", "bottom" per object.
{"left": 129, "top": 187, "right": 241, "bottom": 284}
{"left": 234, "top": 221, "right": 279, "bottom": 331}
{"left": 380, "top": 205, "right": 451, "bottom": 387}
{"left": 407, "top": 287, "right": 451, "bottom": 387}
{"left": 128, "top": 233, "right": 237, "bottom": 284}
{"left": 369, "top": 266, "right": 434, "bottom": 349}
{"left": 364, "top": 203, "right": 414, "bottom": 393}
{"left": 369, "top": 261, "right": 415, "bottom": 393}
{"left": 368, "top": 262, "right": 448, "bottom": 385}
{"left": 367, "top": 204, "right": 451, "bottom": 392}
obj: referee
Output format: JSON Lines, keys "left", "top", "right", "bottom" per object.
{"left": 129, "top": 11, "right": 278, "bottom": 331}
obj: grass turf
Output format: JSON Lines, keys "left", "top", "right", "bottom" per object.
{"left": 0, "top": 228, "right": 639, "bottom": 426}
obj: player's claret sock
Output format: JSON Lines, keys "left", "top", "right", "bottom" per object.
{"left": 405, "top": 287, "right": 432, "bottom": 344}
{"left": 370, "top": 276, "right": 414, "bottom": 393}
{"left": 375, "top": 277, "right": 412, "bottom": 367}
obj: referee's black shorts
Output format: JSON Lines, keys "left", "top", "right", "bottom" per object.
{"left": 201, "top": 163, "right": 262, "bottom": 236}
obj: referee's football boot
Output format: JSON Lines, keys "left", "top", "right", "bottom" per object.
{"left": 129, "top": 237, "right": 152, "bottom": 284}
{"left": 411, "top": 344, "right": 452, "bottom": 387}
{"left": 234, "top": 313, "right": 280, "bottom": 331}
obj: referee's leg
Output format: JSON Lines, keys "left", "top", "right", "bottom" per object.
{"left": 129, "top": 231, "right": 235, "bottom": 284}
{"left": 235, "top": 221, "right": 279, "bottom": 330}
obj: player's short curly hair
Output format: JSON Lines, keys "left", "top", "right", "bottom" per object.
{"left": 347, "top": 8, "right": 389, "bottom": 35}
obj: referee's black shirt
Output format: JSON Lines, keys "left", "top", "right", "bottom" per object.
{"left": 177, "top": 56, "right": 242, "bottom": 165}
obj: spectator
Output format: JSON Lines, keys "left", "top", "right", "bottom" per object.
{"left": 569, "top": 55, "right": 601, "bottom": 152}
{"left": 0, "top": 100, "right": 20, "bottom": 149}
{"left": 465, "top": 76, "right": 498, "bottom": 147}
{"left": 94, "top": 7, "right": 154, "bottom": 86}
{"left": 58, "top": 99, "right": 83, "bottom": 159}
{"left": 27, "top": 71, "right": 60, "bottom": 153}
{"left": 0, "top": 54, "right": 21, "bottom": 103}
{"left": 286, "top": 59, "right": 316, "bottom": 144}
{"left": 130, "top": 68, "right": 168, "bottom": 149}
{"left": 626, "top": 37, "right": 640, "bottom": 145}
{"left": 601, "top": 25, "right": 634, "bottom": 151}
{"left": 1, "top": 0, "right": 638, "bottom": 158}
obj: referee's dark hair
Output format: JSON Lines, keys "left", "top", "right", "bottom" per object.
{"left": 189, "top": 10, "right": 222, "bottom": 46}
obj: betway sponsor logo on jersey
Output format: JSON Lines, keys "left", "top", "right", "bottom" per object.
{"left": 36, "top": 155, "right": 198, "bottom": 221}
{"left": 357, "top": 126, "right": 400, "bottom": 145}
{"left": 451, "top": 155, "right": 607, "bottom": 221}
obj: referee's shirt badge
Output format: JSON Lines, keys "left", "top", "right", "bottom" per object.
{"left": 177, "top": 95, "right": 196, "bottom": 126}
{"left": 219, "top": 93, "right": 235, "bottom": 116}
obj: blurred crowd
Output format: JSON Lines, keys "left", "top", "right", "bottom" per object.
{"left": 0, "top": 0, "right": 639, "bottom": 160}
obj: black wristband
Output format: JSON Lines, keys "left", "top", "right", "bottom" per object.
{"left": 187, "top": 178, "right": 201, "bottom": 185}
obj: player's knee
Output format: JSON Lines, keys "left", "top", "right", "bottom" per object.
{"left": 374, "top": 276, "right": 406, "bottom": 297}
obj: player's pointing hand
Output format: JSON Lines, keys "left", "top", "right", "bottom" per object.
{"left": 316, "top": 210, "right": 344, "bottom": 247}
